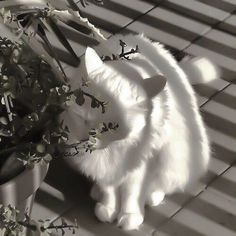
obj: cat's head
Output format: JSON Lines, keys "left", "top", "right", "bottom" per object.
{"left": 66, "top": 46, "right": 165, "bottom": 150}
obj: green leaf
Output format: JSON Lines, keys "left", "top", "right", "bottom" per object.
{"left": 45, "top": 17, "right": 79, "bottom": 61}
{"left": 91, "top": 98, "right": 98, "bottom": 108}
{"left": 75, "top": 89, "right": 85, "bottom": 106}
{"left": 35, "top": 19, "right": 68, "bottom": 82}
{"left": 75, "top": 95, "right": 85, "bottom": 105}
{"left": 0, "top": 116, "right": 8, "bottom": 125}
{"left": 21, "top": 32, "right": 64, "bottom": 84}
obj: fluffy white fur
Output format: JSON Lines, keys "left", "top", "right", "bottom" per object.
{"left": 61, "top": 34, "right": 214, "bottom": 230}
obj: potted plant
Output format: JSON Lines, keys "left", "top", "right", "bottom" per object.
{"left": 0, "top": 34, "right": 75, "bottom": 236}
{"left": 0, "top": 0, "right": 107, "bottom": 235}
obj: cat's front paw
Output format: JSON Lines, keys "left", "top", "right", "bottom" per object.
{"left": 147, "top": 191, "right": 165, "bottom": 207}
{"left": 95, "top": 203, "right": 117, "bottom": 223}
{"left": 117, "top": 212, "right": 144, "bottom": 230}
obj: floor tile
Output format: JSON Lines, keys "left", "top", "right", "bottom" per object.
{"left": 123, "top": 5, "right": 210, "bottom": 50}
{"left": 202, "top": 98, "right": 236, "bottom": 123}
{"left": 202, "top": 186, "right": 236, "bottom": 216}
{"left": 162, "top": 0, "right": 231, "bottom": 25}
{"left": 193, "top": 79, "right": 229, "bottom": 106}
{"left": 210, "top": 83, "right": 236, "bottom": 111}
{"left": 209, "top": 165, "right": 236, "bottom": 200}
{"left": 224, "top": 83, "right": 236, "bottom": 96}
{"left": 155, "top": 185, "right": 236, "bottom": 236}
{"left": 201, "top": 84, "right": 236, "bottom": 144}
{"left": 63, "top": 64, "right": 81, "bottom": 81}
{"left": 31, "top": 182, "right": 72, "bottom": 222}
{"left": 218, "top": 13, "right": 236, "bottom": 35}
{"left": 48, "top": 0, "right": 71, "bottom": 9}
{"left": 145, "top": 197, "right": 189, "bottom": 230}
{"left": 77, "top": 0, "right": 156, "bottom": 35}
{"left": 195, "top": 84, "right": 236, "bottom": 184}
{"left": 207, "top": 127, "right": 236, "bottom": 154}
{"left": 145, "top": 183, "right": 206, "bottom": 231}
{"left": 31, "top": 158, "right": 91, "bottom": 222}
{"left": 184, "top": 29, "right": 236, "bottom": 81}
{"left": 197, "top": 0, "right": 236, "bottom": 12}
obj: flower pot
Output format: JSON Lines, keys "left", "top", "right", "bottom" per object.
{"left": 0, "top": 153, "right": 49, "bottom": 235}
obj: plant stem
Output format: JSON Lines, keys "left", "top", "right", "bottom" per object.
{"left": 119, "top": 46, "right": 139, "bottom": 59}
{"left": 46, "top": 224, "right": 77, "bottom": 230}
{"left": 82, "top": 91, "right": 106, "bottom": 113}
{"left": 17, "top": 221, "right": 37, "bottom": 231}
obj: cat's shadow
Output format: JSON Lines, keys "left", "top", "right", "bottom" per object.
{"left": 41, "top": 159, "right": 172, "bottom": 236}
{"left": 41, "top": 158, "right": 132, "bottom": 236}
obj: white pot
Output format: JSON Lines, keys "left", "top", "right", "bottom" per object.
{"left": 0, "top": 156, "right": 49, "bottom": 235}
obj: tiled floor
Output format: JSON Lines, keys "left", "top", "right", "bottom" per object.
{"left": 31, "top": 0, "right": 236, "bottom": 235}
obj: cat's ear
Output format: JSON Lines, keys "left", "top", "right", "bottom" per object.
{"left": 143, "top": 75, "right": 166, "bottom": 98}
{"left": 85, "top": 47, "right": 103, "bottom": 74}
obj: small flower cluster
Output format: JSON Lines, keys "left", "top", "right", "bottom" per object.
{"left": 0, "top": 204, "right": 78, "bottom": 236}
{"left": 63, "top": 122, "right": 119, "bottom": 157}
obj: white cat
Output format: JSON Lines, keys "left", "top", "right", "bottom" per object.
{"left": 61, "top": 34, "right": 218, "bottom": 230}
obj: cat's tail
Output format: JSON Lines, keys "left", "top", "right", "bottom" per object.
{"left": 179, "top": 57, "right": 220, "bottom": 85}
